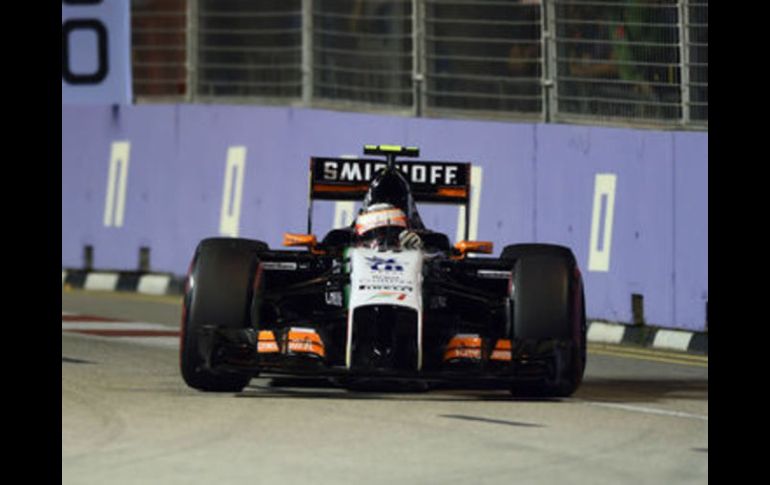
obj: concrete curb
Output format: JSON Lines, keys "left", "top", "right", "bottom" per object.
{"left": 62, "top": 269, "right": 707, "bottom": 355}
{"left": 587, "top": 320, "right": 707, "bottom": 354}
{"left": 62, "top": 269, "right": 185, "bottom": 296}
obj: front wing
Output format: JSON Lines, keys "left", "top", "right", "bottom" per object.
{"left": 193, "top": 250, "right": 574, "bottom": 386}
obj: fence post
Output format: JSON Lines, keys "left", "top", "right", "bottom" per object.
{"left": 302, "top": 0, "right": 314, "bottom": 106}
{"left": 186, "top": 0, "right": 198, "bottom": 102}
{"left": 412, "top": 0, "right": 425, "bottom": 117}
{"left": 678, "top": 0, "right": 691, "bottom": 126}
{"left": 543, "top": 0, "right": 557, "bottom": 123}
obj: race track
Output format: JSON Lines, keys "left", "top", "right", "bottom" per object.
{"left": 62, "top": 290, "right": 707, "bottom": 485}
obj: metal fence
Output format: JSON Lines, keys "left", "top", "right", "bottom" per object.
{"left": 131, "top": 0, "right": 707, "bottom": 129}
{"left": 196, "top": 0, "right": 303, "bottom": 100}
{"left": 132, "top": 0, "right": 188, "bottom": 99}
{"left": 686, "top": 0, "right": 708, "bottom": 122}
{"left": 424, "top": 0, "right": 543, "bottom": 118}
{"left": 552, "top": 0, "right": 683, "bottom": 123}
{"left": 313, "top": 0, "right": 414, "bottom": 109}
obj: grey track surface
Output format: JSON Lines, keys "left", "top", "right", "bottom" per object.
{"left": 62, "top": 290, "right": 708, "bottom": 485}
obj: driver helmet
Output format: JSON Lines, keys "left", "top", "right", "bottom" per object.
{"left": 354, "top": 203, "right": 408, "bottom": 248}
{"left": 362, "top": 167, "right": 425, "bottom": 230}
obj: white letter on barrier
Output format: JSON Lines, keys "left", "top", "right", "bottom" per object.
{"left": 588, "top": 173, "right": 617, "bottom": 272}
{"left": 456, "top": 166, "right": 483, "bottom": 242}
{"left": 334, "top": 201, "right": 356, "bottom": 229}
{"left": 332, "top": 154, "right": 359, "bottom": 229}
{"left": 219, "top": 146, "right": 247, "bottom": 237}
{"left": 103, "top": 141, "right": 130, "bottom": 228}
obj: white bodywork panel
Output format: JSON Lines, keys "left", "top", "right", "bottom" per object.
{"left": 346, "top": 248, "right": 424, "bottom": 370}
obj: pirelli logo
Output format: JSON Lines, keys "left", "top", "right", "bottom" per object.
{"left": 310, "top": 157, "right": 471, "bottom": 204}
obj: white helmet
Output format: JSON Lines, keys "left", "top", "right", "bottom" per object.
{"left": 355, "top": 203, "right": 407, "bottom": 237}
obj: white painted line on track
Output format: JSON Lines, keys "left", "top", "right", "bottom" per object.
{"left": 62, "top": 314, "right": 179, "bottom": 346}
{"left": 62, "top": 330, "right": 180, "bottom": 349}
{"left": 62, "top": 321, "right": 173, "bottom": 331}
{"left": 579, "top": 400, "right": 708, "bottom": 422}
{"left": 587, "top": 321, "right": 625, "bottom": 344}
{"left": 112, "top": 336, "right": 179, "bottom": 348}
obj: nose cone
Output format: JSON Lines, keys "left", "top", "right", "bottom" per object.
{"left": 350, "top": 305, "right": 420, "bottom": 372}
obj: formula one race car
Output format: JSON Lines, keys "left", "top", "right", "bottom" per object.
{"left": 180, "top": 145, "right": 586, "bottom": 397}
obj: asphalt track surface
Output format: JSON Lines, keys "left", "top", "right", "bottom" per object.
{"left": 62, "top": 290, "right": 708, "bottom": 485}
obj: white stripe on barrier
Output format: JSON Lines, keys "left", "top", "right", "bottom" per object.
{"left": 587, "top": 321, "right": 625, "bottom": 344}
{"left": 652, "top": 329, "right": 693, "bottom": 351}
{"left": 137, "top": 274, "right": 171, "bottom": 295}
{"left": 62, "top": 271, "right": 67, "bottom": 285}
{"left": 84, "top": 272, "right": 119, "bottom": 291}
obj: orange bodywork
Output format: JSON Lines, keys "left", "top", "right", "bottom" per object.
{"left": 489, "top": 339, "right": 513, "bottom": 362}
{"left": 283, "top": 232, "right": 318, "bottom": 247}
{"left": 443, "top": 334, "right": 483, "bottom": 361}
{"left": 286, "top": 329, "right": 326, "bottom": 358}
{"left": 312, "top": 183, "right": 370, "bottom": 194}
{"left": 258, "top": 329, "right": 326, "bottom": 358}
{"left": 436, "top": 187, "right": 468, "bottom": 199}
{"left": 452, "top": 240, "right": 494, "bottom": 260}
{"left": 257, "top": 330, "right": 280, "bottom": 354}
{"left": 283, "top": 233, "right": 325, "bottom": 255}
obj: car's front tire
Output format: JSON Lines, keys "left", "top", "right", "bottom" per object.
{"left": 502, "top": 244, "right": 586, "bottom": 398}
{"left": 180, "top": 237, "right": 267, "bottom": 392}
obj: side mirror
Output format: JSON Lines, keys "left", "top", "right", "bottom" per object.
{"left": 454, "top": 240, "right": 493, "bottom": 258}
{"left": 283, "top": 233, "right": 319, "bottom": 251}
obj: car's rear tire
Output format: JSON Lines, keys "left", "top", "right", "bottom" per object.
{"left": 180, "top": 237, "right": 267, "bottom": 392}
{"left": 502, "top": 244, "right": 586, "bottom": 398}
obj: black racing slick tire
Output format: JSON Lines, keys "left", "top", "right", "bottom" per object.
{"left": 180, "top": 237, "right": 267, "bottom": 392}
{"left": 502, "top": 243, "right": 587, "bottom": 398}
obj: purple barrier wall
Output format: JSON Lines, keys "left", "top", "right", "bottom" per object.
{"left": 62, "top": 104, "right": 708, "bottom": 330}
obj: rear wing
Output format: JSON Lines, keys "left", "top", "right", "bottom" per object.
{"left": 304, "top": 145, "right": 474, "bottom": 239}
{"left": 309, "top": 157, "right": 472, "bottom": 204}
